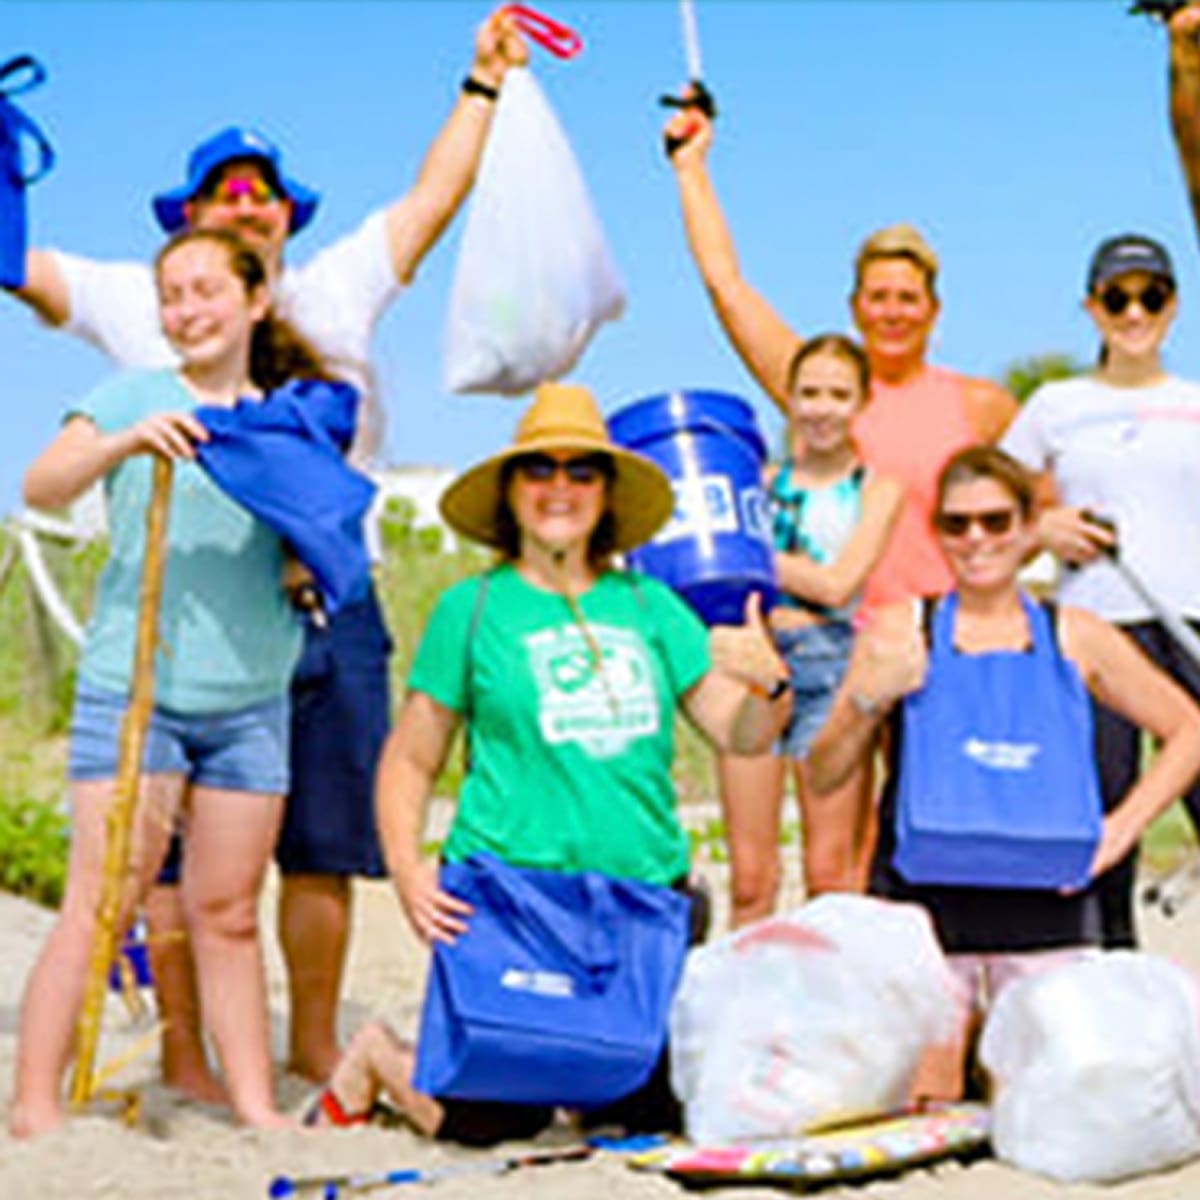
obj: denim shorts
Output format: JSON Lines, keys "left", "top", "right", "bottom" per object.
{"left": 774, "top": 620, "right": 855, "bottom": 759}
{"left": 68, "top": 683, "right": 290, "bottom": 795}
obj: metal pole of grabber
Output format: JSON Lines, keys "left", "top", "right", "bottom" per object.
{"left": 1100, "top": 541, "right": 1200, "bottom": 918}
{"left": 70, "top": 455, "right": 173, "bottom": 1111}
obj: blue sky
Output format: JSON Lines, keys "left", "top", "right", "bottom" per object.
{"left": 1, "top": 1, "right": 1196, "bottom": 514}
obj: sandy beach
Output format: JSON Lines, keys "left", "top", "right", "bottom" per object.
{"left": 2, "top": 807, "right": 1200, "bottom": 1200}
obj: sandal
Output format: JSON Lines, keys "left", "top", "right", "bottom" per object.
{"left": 303, "top": 1088, "right": 409, "bottom": 1130}
{"left": 303, "top": 1087, "right": 371, "bottom": 1128}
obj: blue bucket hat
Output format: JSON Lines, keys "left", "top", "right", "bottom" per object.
{"left": 152, "top": 126, "right": 320, "bottom": 234}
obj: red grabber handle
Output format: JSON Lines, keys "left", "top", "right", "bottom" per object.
{"left": 502, "top": 4, "right": 584, "bottom": 58}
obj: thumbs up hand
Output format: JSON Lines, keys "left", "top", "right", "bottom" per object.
{"left": 710, "top": 590, "right": 789, "bottom": 698}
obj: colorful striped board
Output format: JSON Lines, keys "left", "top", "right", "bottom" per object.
{"left": 628, "top": 1103, "right": 991, "bottom": 1189}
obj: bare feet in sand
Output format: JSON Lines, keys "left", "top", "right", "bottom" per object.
{"left": 163, "top": 1064, "right": 230, "bottom": 1107}
{"left": 9, "top": 1102, "right": 64, "bottom": 1140}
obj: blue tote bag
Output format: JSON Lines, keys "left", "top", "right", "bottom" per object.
{"left": 0, "top": 55, "right": 55, "bottom": 289}
{"left": 413, "top": 854, "right": 692, "bottom": 1107}
{"left": 894, "top": 593, "right": 1102, "bottom": 890}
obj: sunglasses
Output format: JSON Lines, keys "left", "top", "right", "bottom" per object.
{"left": 513, "top": 452, "right": 612, "bottom": 485}
{"left": 206, "top": 175, "right": 280, "bottom": 205}
{"left": 934, "top": 507, "right": 1018, "bottom": 538}
{"left": 1097, "top": 281, "right": 1173, "bottom": 317}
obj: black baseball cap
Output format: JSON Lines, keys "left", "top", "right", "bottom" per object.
{"left": 1086, "top": 234, "right": 1176, "bottom": 294}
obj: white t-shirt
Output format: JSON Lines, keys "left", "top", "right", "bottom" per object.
{"left": 52, "top": 209, "right": 400, "bottom": 466}
{"left": 1002, "top": 374, "right": 1200, "bottom": 622}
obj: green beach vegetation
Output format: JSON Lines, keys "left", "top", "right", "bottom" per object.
{"left": 0, "top": 496, "right": 1191, "bottom": 908}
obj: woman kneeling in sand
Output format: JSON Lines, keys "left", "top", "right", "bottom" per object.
{"left": 807, "top": 446, "right": 1200, "bottom": 1098}
{"left": 307, "top": 382, "right": 791, "bottom": 1143}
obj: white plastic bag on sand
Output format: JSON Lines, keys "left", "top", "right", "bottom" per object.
{"left": 669, "top": 894, "right": 962, "bottom": 1144}
{"left": 443, "top": 66, "right": 625, "bottom": 396}
{"left": 980, "top": 951, "right": 1200, "bottom": 1183}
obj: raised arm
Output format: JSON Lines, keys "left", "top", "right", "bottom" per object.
{"left": 1062, "top": 607, "right": 1200, "bottom": 877}
{"left": 385, "top": 7, "right": 529, "bottom": 285}
{"left": 775, "top": 474, "right": 904, "bottom": 610}
{"left": 664, "top": 107, "right": 800, "bottom": 412}
{"left": 7, "top": 248, "right": 71, "bottom": 327}
{"left": 374, "top": 691, "right": 472, "bottom": 944}
{"left": 1169, "top": 4, "right": 1200, "bottom": 241}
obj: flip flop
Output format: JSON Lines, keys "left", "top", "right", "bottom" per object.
{"left": 303, "top": 1087, "right": 409, "bottom": 1130}
{"left": 303, "top": 1087, "right": 371, "bottom": 1128}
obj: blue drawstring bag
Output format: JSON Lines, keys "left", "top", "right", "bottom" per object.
{"left": 194, "top": 379, "right": 376, "bottom": 614}
{"left": 0, "top": 55, "right": 55, "bottom": 289}
{"left": 894, "top": 593, "right": 1103, "bottom": 890}
{"left": 414, "top": 854, "right": 691, "bottom": 1107}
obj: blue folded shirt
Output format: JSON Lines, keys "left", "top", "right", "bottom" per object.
{"left": 195, "top": 379, "right": 376, "bottom": 615}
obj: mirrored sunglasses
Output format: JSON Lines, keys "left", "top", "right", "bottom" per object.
{"left": 207, "top": 175, "right": 280, "bottom": 205}
{"left": 934, "top": 507, "right": 1017, "bottom": 538}
{"left": 513, "top": 452, "right": 612, "bottom": 485}
{"left": 1098, "top": 281, "right": 1173, "bottom": 317}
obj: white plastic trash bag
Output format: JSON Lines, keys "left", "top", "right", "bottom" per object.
{"left": 980, "top": 951, "right": 1200, "bottom": 1183}
{"left": 444, "top": 66, "right": 625, "bottom": 395}
{"left": 669, "top": 894, "right": 962, "bottom": 1144}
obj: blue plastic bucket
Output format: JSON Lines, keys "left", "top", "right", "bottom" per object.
{"left": 608, "top": 390, "right": 777, "bottom": 626}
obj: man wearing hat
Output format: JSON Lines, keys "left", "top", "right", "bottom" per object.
{"left": 7, "top": 7, "right": 527, "bottom": 1101}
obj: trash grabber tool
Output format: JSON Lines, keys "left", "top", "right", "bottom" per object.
{"left": 1082, "top": 513, "right": 1200, "bottom": 918}
{"left": 69, "top": 454, "right": 173, "bottom": 1115}
{"left": 661, "top": 0, "right": 717, "bottom": 147}
{"left": 267, "top": 1143, "right": 595, "bottom": 1198}
{"left": 502, "top": 4, "right": 583, "bottom": 59}
{"left": 1083, "top": 511, "right": 1200, "bottom": 672}
{"left": 1142, "top": 858, "right": 1200, "bottom": 917}
{"left": 1109, "top": 555, "right": 1200, "bottom": 672}
{"left": 1129, "top": 1, "right": 1187, "bottom": 22}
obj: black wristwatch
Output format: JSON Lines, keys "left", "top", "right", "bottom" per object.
{"left": 461, "top": 75, "right": 500, "bottom": 102}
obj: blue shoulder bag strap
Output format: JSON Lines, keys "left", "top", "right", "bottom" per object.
{"left": 921, "top": 591, "right": 1058, "bottom": 650}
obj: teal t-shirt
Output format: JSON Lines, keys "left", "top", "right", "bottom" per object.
{"left": 75, "top": 370, "right": 303, "bottom": 713}
{"left": 409, "top": 564, "right": 711, "bottom": 885}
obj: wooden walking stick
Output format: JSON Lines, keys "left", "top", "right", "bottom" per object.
{"left": 69, "top": 454, "right": 173, "bottom": 1118}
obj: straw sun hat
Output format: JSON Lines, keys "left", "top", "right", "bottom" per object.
{"left": 439, "top": 382, "right": 675, "bottom": 552}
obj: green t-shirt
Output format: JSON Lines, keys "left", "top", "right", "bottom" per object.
{"left": 409, "top": 564, "right": 711, "bottom": 884}
{"left": 75, "top": 370, "right": 303, "bottom": 713}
